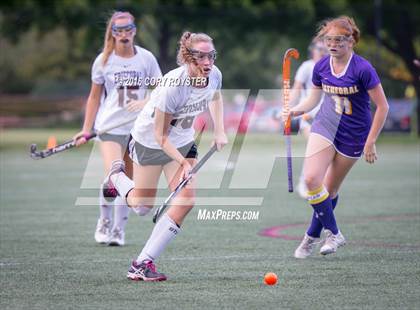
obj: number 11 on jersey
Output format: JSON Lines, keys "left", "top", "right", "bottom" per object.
{"left": 332, "top": 95, "right": 352, "bottom": 115}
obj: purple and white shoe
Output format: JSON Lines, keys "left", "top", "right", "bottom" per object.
{"left": 127, "top": 260, "right": 167, "bottom": 282}
{"left": 102, "top": 160, "right": 125, "bottom": 202}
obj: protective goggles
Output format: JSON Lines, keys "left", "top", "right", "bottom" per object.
{"left": 111, "top": 23, "right": 136, "bottom": 36}
{"left": 323, "top": 35, "right": 351, "bottom": 45}
{"left": 187, "top": 48, "right": 217, "bottom": 62}
{"left": 309, "top": 43, "right": 328, "bottom": 53}
{"left": 313, "top": 45, "right": 328, "bottom": 53}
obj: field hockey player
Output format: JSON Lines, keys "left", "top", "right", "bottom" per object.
{"left": 73, "top": 11, "right": 162, "bottom": 246}
{"left": 283, "top": 16, "right": 389, "bottom": 258}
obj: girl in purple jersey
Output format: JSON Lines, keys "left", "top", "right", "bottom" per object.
{"left": 283, "top": 16, "right": 389, "bottom": 258}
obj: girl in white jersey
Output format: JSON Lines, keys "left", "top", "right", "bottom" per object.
{"left": 73, "top": 11, "right": 162, "bottom": 246}
{"left": 290, "top": 38, "right": 327, "bottom": 198}
{"left": 102, "top": 31, "right": 228, "bottom": 281}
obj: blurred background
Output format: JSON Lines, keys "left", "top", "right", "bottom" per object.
{"left": 0, "top": 0, "right": 419, "bottom": 135}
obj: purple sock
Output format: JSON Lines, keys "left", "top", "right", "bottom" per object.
{"left": 332, "top": 195, "right": 339, "bottom": 209}
{"left": 312, "top": 197, "right": 338, "bottom": 234}
{"left": 307, "top": 195, "right": 339, "bottom": 238}
{"left": 307, "top": 194, "right": 339, "bottom": 236}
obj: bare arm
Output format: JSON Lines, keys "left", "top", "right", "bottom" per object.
{"left": 364, "top": 84, "right": 389, "bottom": 163}
{"left": 126, "top": 93, "right": 151, "bottom": 112}
{"left": 289, "top": 80, "right": 304, "bottom": 107}
{"left": 74, "top": 83, "right": 103, "bottom": 145}
{"left": 291, "top": 86, "right": 322, "bottom": 115}
{"left": 283, "top": 86, "right": 322, "bottom": 121}
{"left": 82, "top": 83, "right": 103, "bottom": 131}
{"left": 208, "top": 90, "right": 228, "bottom": 150}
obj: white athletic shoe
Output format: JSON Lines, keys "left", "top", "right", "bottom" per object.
{"left": 320, "top": 229, "right": 346, "bottom": 255}
{"left": 108, "top": 227, "right": 125, "bottom": 246}
{"left": 294, "top": 234, "right": 320, "bottom": 259}
{"left": 94, "top": 218, "right": 111, "bottom": 244}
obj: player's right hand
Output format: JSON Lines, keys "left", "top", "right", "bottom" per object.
{"left": 179, "top": 160, "right": 193, "bottom": 183}
{"left": 73, "top": 130, "right": 90, "bottom": 147}
{"left": 213, "top": 132, "right": 228, "bottom": 151}
{"left": 126, "top": 99, "right": 147, "bottom": 112}
{"left": 302, "top": 113, "right": 312, "bottom": 121}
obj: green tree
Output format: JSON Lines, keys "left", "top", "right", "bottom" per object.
{"left": 2, "top": 0, "right": 418, "bottom": 136}
{"left": 347, "top": 1, "right": 420, "bottom": 135}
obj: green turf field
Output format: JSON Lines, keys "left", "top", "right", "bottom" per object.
{"left": 1, "top": 130, "right": 419, "bottom": 309}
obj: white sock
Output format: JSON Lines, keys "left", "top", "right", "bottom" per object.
{"left": 99, "top": 190, "right": 113, "bottom": 221}
{"left": 112, "top": 196, "right": 130, "bottom": 231}
{"left": 299, "top": 171, "right": 305, "bottom": 184}
{"left": 111, "top": 172, "right": 134, "bottom": 199}
{"left": 136, "top": 213, "right": 181, "bottom": 263}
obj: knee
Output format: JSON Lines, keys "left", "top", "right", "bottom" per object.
{"left": 304, "top": 175, "right": 322, "bottom": 191}
{"left": 178, "top": 197, "right": 195, "bottom": 209}
{"left": 170, "top": 195, "right": 195, "bottom": 212}
{"left": 127, "top": 189, "right": 156, "bottom": 209}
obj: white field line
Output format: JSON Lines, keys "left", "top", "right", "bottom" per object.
{"left": 74, "top": 196, "right": 264, "bottom": 206}
{"left": 0, "top": 254, "right": 281, "bottom": 267}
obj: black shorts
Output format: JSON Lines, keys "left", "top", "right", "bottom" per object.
{"left": 128, "top": 137, "right": 198, "bottom": 166}
{"left": 97, "top": 133, "right": 130, "bottom": 148}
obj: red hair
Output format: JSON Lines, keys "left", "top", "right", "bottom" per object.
{"left": 317, "top": 16, "right": 360, "bottom": 44}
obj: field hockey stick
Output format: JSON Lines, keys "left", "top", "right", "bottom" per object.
{"left": 282, "top": 48, "right": 299, "bottom": 192}
{"left": 152, "top": 144, "right": 218, "bottom": 223}
{"left": 29, "top": 117, "right": 137, "bottom": 159}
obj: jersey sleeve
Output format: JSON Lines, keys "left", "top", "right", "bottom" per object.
{"left": 217, "top": 70, "right": 222, "bottom": 90}
{"left": 311, "top": 61, "right": 322, "bottom": 87}
{"left": 155, "top": 86, "right": 181, "bottom": 114}
{"left": 91, "top": 54, "right": 105, "bottom": 85}
{"left": 147, "top": 53, "right": 163, "bottom": 79}
{"left": 360, "top": 62, "right": 381, "bottom": 90}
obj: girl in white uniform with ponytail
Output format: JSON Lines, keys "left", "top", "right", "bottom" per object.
{"left": 74, "top": 11, "right": 161, "bottom": 246}
{"left": 102, "top": 31, "right": 228, "bottom": 281}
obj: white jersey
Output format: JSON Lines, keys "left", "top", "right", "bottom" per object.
{"left": 295, "top": 59, "right": 323, "bottom": 118}
{"left": 91, "top": 45, "right": 162, "bottom": 135}
{"left": 131, "top": 65, "right": 222, "bottom": 149}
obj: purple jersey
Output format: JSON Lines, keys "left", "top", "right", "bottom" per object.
{"left": 311, "top": 53, "right": 380, "bottom": 157}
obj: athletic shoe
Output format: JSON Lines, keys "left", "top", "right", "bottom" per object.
{"left": 94, "top": 218, "right": 111, "bottom": 244}
{"left": 102, "top": 160, "right": 125, "bottom": 202}
{"left": 320, "top": 229, "right": 346, "bottom": 255}
{"left": 127, "top": 260, "right": 167, "bottom": 282}
{"left": 294, "top": 233, "right": 320, "bottom": 259}
{"left": 108, "top": 227, "right": 125, "bottom": 246}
